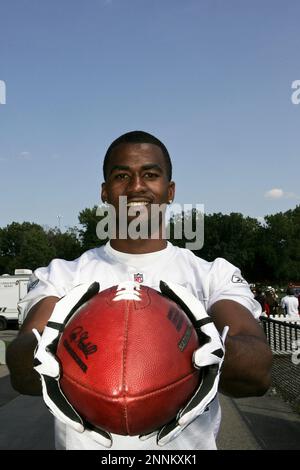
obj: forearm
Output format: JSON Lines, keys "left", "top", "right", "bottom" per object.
{"left": 6, "top": 295, "right": 60, "bottom": 396}
{"left": 6, "top": 332, "right": 42, "bottom": 396}
{"left": 219, "top": 334, "right": 273, "bottom": 397}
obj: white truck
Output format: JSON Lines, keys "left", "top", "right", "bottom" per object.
{"left": 0, "top": 269, "right": 32, "bottom": 330}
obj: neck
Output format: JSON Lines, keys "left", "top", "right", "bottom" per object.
{"left": 109, "top": 238, "right": 167, "bottom": 254}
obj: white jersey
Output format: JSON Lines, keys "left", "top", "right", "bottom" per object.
{"left": 281, "top": 295, "right": 299, "bottom": 318}
{"left": 19, "top": 241, "right": 261, "bottom": 451}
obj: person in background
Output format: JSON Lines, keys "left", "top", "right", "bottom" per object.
{"left": 280, "top": 287, "right": 299, "bottom": 319}
{"left": 254, "top": 287, "right": 267, "bottom": 314}
{"left": 265, "top": 287, "right": 279, "bottom": 317}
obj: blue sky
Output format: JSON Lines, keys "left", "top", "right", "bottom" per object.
{"left": 0, "top": 0, "right": 300, "bottom": 231}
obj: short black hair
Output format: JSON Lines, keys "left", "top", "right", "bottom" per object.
{"left": 103, "top": 130, "right": 172, "bottom": 181}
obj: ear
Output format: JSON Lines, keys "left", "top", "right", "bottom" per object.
{"left": 101, "top": 182, "right": 107, "bottom": 203}
{"left": 168, "top": 181, "right": 175, "bottom": 203}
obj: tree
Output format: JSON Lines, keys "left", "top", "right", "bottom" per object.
{"left": 78, "top": 205, "right": 108, "bottom": 252}
{"left": 19, "top": 228, "right": 56, "bottom": 270}
{"left": 194, "top": 212, "right": 261, "bottom": 281}
{"left": 1, "top": 205, "right": 300, "bottom": 283}
{"left": 46, "top": 227, "right": 82, "bottom": 261}
{"left": 259, "top": 206, "right": 300, "bottom": 282}
{"left": 0, "top": 222, "right": 55, "bottom": 274}
{"left": 168, "top": 208, "right": 205, "bottom": 250}
{"left": 0, "top": 222, "right": 84, "bottom": 274}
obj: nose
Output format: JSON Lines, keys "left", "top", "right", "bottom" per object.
{"left": 127, "top": 173, "right": 147, "bottom": 193}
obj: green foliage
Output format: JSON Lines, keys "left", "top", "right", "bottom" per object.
{"left": 0, "top": 222, "right": 55, "bottom": 274}
{"left": 169, "top": 206, "right": 300, "bottom": 283}
{"left": 78, "top": 205, "right": 108, "bottom": 252}
{"left": 1, "top": 205, "right": 300, "bottom": 283}
{"left": 46, "top": 228, "right": 82, "bottom": 261}
{"left": 259, "top": 207, "right": 300, "bottom": 282}
{"left": 0, "top": 222, "right": 81, "bottom": 274}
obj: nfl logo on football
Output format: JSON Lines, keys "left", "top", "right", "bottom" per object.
{"left": 134, "top": 273, "right": 143, "bottom": 283}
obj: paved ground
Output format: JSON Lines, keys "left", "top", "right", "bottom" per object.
{"left": 0, "top": 365, "right": 55, "bottom": 450}
{"left": 1, "top": 329, "right": 300, "bottom": 451}
{"left": 217, "top": 392, "right": 300, "bottom": 450}
{"left": 0, "top": 330, "right": 56, "bottom": 450}
{"left": 1, "top": 360, "right": 300, "bottom": 450}
{"left": 0, "top": 328, "right": 18, "bottom": 365}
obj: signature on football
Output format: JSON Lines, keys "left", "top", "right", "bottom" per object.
{"left": 69, "top": 326, "right": 98, "bottom": 358}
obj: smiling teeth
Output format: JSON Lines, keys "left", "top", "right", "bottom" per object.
{"left": 127, "top": 202, "right": 149, "bottom": 207}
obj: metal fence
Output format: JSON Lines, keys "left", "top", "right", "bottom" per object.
{"left": 260, "top": 316, "right": 300, "bottom": 413}
{"left": 260, "top": 316, "right": 300, "bottom": 354}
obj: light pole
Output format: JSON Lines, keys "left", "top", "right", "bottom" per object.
{"left": 57, "top": 215, "right": 63, "bottom": 232}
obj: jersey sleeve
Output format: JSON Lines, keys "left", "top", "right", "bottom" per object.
{"left": 17, "top": 257, "right": 79, "bottom": 322}
{"left": 206, "top": 258, "right": 262, "bottom": 319}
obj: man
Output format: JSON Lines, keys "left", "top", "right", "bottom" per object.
{"left": 254, "top": 287, "right": 267, "bottom": 313}
{"left": 281, "top": 287, "right": 299, "bottom": 319}
{"left": 7, "top": 130, "right": 272, "bottom": 450}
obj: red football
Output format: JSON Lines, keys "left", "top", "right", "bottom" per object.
{"left": 56, "top": 282, "right": 200, "bottom": 436}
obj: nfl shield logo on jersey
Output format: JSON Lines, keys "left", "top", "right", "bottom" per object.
{"left": 134, "top": 273, "right": 144, "bottom": 283}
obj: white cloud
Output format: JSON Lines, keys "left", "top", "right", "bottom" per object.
{"left": 264, "top": 188, "right": 299, "bottom": 200}
{"left": 264, "top": 188, "right": 284, "bottom": 199}
{"left": 17, "top": 151, "right": 32, "bottom": 160}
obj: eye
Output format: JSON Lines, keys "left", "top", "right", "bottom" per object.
{"left": 144, "top": 172, "right": 159, "bottom": 179}
{"left": 114, "top": 173, "right": 130, "bottom": 180}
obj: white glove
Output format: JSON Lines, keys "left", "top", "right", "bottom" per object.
{"left": 32, "top": 281, "right": 112, "bottom": 448}
{"left": 140, "top": 280, "right": 229, "bottom": 446}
